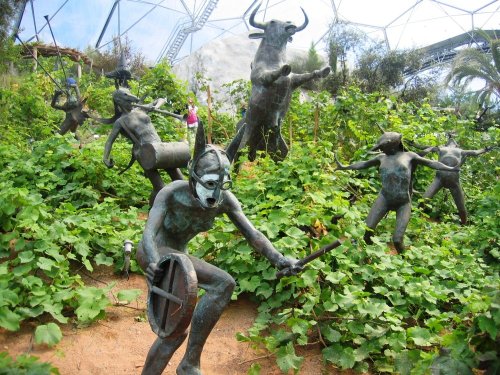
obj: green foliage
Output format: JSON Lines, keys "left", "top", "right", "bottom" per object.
{"left": 0, "top": 39, "right": 21, "bottom": 75}
{"left": 34, "top": 323, "right": 63, "bottom": 347}
{"left": 0, "top": 50, "right": 497, "bottom": 374}
{"left": 84, "top": 35, "right": 146, "bottom": 77}
{"left": 0, "top": 352, "right": 60, "bottom": 375}
{"left": 289, "top": 43, "right": 325, "bottom": 90}
{"left": 138, "top": 62, "right": 189, "bottom": 114}
{"left": 0, "top": 71, "right": 61, "bottom": 144}
{"left": 192, "top": 85, "right": 498, "bottom": 373}
{"left": 446, "top": 29, "right": 500, "bottom": 109}
{"left": 0, "top": 0, "right": 24, "bottom": 43}
{"left": 352, "top": 44, "right": 424, "bottom": 94}
{"left": 74, "top": 285, "right": 112, "bottom": 324}
{"left": 0, "top": 135, "right": 148, "bottom": 332}
{"left": 116, "top": 289, "right": 142, "bottom": 304}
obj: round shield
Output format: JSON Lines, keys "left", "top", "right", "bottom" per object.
{"left": 147, "top": 253, "right": 198, "bottom": 339}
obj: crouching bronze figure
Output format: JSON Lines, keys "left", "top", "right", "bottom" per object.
{"left": 137, "top": 123, "right": 300, "bottom": 375}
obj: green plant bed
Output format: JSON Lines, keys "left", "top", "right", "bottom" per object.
{"left": 0, "top": 352, "right": 60, "bottom": 374}
{"left": 0, "top": 136, "right": 148, "bottom": 337}
{"left": 191, "top": 141, "right": 499, "bottom": 374}
{"left": 0, "top": 63, "right": 498, "bottom": 373}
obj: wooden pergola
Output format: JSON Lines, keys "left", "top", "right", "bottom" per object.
{"left": 21, "top": 43, "right": 99, "bottom": 77}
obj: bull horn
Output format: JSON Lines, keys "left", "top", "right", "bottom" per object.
{"left": 249, "top": 3, "right": 266, "bottom": 30}
{"left": 294, "top": 8, "right": 309, "bottom": 32}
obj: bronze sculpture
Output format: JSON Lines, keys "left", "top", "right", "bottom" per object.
{"left": 413, "top": 135, "right": 493, "bottom": 224}
{"left": 105, "top": 51, "right": 132, "bottom": 89}
{"left": 102, "top": 87, "right": 188, "bottom": 205}
{"left": 136, "top": 123, "right": 300, "bottom": 375}
{"left": 335, "top": 132, "right": 459, "bottom": 252}
{"left": 50, "top": 79, "right": 90, "bottom": 137}
{"left": 228, "top": 3, "right": 330, "bottom": 161}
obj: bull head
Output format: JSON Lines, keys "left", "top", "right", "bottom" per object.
{"left": 248, "top": 2, "right": 308, "bottom": 43}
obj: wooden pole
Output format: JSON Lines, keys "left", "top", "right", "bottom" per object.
{"left": 76, "top": 56, "right": 82, "bottom": 79}
{"left": 32, "top": 46, "right": 37, "bottom": 72}
{"left": 207, "top": 85, "right": 212, "bottom": 144}
{"left": 314, "top": 104, "right": 319, "bottom": 143}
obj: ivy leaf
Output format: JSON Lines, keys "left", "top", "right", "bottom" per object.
{"left": 75, "top": 287, "right": 110, "bottom": 324}
{"left": 239, "top": 276, "right": 260, "bottom": 293}
{"left": 357, "top": 300, "right": 389, "bottom": 318}
{"left": 21, "top": 275, "right": 43, "bottom": 290}
{"left": 18, "top": 250, "right": 35, "bottom": 263}
{"left": 0, "top": 307, "right": 21, "bottom": 331}
{"left": 477, "top": 315, "right": 497, "bottom": 340}
{"left": 387, "top": 331, "right": 407, "bottom": 352}
{"left": 43, "top": 302, "right": 68, "bottom": 324}
{"left": 284, "top": 227, "right": 305, "bottom": 239}
{"left": 94, "top": 253, "right": 114, "bottom": 266}
{"left": 322, "top": 343, "right": 356, "bottom": 369}
{"left": 34, "top": 323, "right": 62, "bottom": 347}
{"left": 45, "top": 247, "right": 66, "bottom": 262}
{"left": 12, "top": 263, "right": 33, "bottom": 276}
{"left": 430, "top": 351, "right": 473, "bottom": 375}
{"left": 407, "top": 327, "right": 433, "bottom": 346}
{"left": 276, "top": 342, "right": 303, "bottom": 373}
{"left": 255, "top": 283, "right": 273, "bottom": 299}
{"left": 37, "top": 257, "right": 56, "bottom": 271}
{"left": 394, "top": 350, "right": 422, "bottom": 375}
{"left": 322, "top": 325, "right": 342, "bottom": 343}
{"left": 235, "top": 332, "right": 251, "bottom": 342}
{"left": 299, "top": 270, "right": 318, "bottom": 287}
{"left": 325, "top": 271, "right": 347, "bottom": 284}
{"left": 286, "top": 317, "right": 310, "bottom": 336}
{"left": 0, "top": 289, "right": 20, "bottom": 307}
{"left": 347, "top": 321, "right": 364, "bottom": 335}
{"left": 247, "top": 362, "right": 261, "bottom": 375}
{"left": 116, "top": 289, "right": 142, "bottom": 304}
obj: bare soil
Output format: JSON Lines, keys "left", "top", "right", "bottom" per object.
{"left": 1, "top": 268, "right": 347, "bottom": 375}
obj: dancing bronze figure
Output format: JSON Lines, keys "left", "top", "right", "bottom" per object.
{"left": 413, "top": 135, "right": 493, "bottom": 224}
{"left": 335, "top": 132, "right": 459, "bottom": 252}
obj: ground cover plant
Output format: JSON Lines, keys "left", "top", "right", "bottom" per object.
{"left": 0, "top": 56, "right": 498, "bottom": 374}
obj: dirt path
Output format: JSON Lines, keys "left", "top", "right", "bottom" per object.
{"left": 1, "top": 269, "right": 343, "bottom": 374}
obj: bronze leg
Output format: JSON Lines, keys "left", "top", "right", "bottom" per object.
{"left": 393, "top": 202, "right": 412, "bottom": 252}
{"left": 177, "top": 257, "right": 236, "bottom": 375}
{"left": 364, "top": 194, "right": 389, "bottom": 245}
{"left": 449, "top": 184, "right": 467, "bottom": 225}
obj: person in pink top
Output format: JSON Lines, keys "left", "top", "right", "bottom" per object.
{"left": 186, "top": 97, "right": 199, "bottom": 147}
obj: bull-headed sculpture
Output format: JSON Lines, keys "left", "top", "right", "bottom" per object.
{"left": 229, "top": 3, "right": 331, "bottom": 162}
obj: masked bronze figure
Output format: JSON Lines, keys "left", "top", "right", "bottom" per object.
{"left": 335, "top": 132, "right": 459, "bottom": 252}
{"left": 102, "top": 87, "right": 187, "bottom": 205}
{"left": 136, "top": 122, "right": 300, "bottom": 375}
{"left": 413, "top": 135, "right": 493, "bottom": 224}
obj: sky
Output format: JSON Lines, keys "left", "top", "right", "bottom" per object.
{"left": 15, "top": 0, "right": 500, "bottom": 65}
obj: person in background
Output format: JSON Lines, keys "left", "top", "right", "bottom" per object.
{"left": 240, "top": 101, "right": 247, "bottom": 118}
{"left": 186, "top": 97, "right": 198, "bottom": 148}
